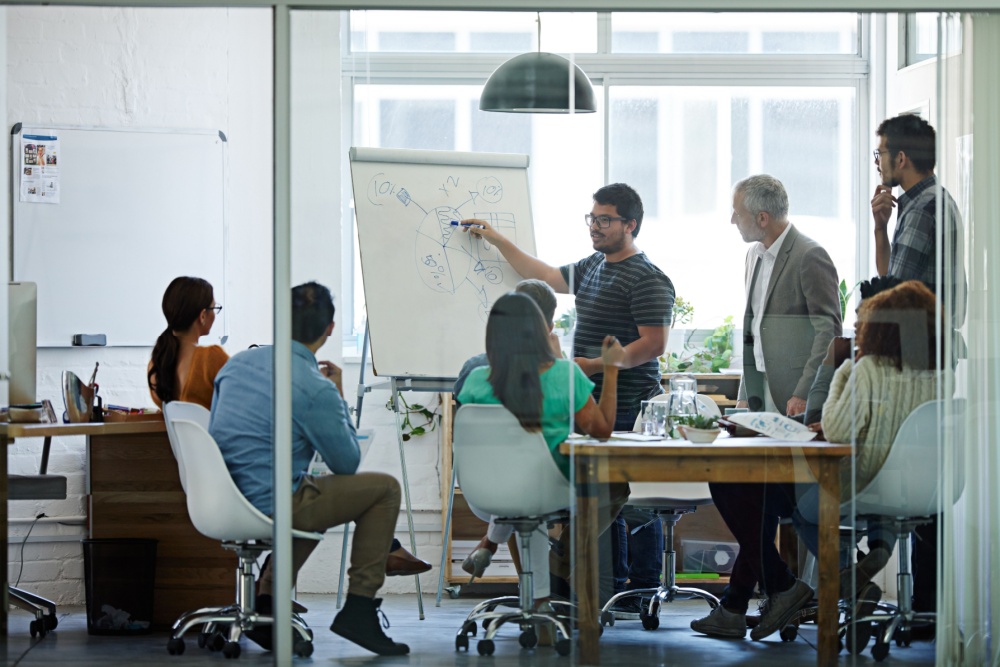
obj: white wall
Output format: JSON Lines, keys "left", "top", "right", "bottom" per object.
{"left": 5, "top": 7, "right": 442, "bottom": 603}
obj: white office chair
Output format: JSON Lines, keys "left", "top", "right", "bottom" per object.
{"left": 164, "top": 418, "right": 323, "bottom": 659}
{"left": 451, "top": 405, "right": 574, "bottom": 657}
{"left": 847, "top": 398, "right": 965, "bottom": 661}
{"left": 784, "top": 398, "right": 966, "bottom": 660}
{"left": 599, "top": 393, "right": 721, "bottom": 629}
{"left": 162, "top": 401, "right": 210, "bottom": 492}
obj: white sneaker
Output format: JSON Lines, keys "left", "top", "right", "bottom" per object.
{"left": 690, "top": 605, "right": 747, "bottom": 639}
{"left": 750, "top": 579, "right": 814, "bottom": 641}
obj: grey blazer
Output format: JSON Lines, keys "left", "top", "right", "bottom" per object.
{"left": 738, "top": 224, "right": 842, "bottom": 414}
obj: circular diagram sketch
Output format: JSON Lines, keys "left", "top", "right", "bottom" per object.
{"left": 414, "top": 206, "right": 472, "bottom": 294}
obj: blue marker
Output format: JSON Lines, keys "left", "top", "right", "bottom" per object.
{"left": 450, "top": 220, "right": 485, "bottom": 229}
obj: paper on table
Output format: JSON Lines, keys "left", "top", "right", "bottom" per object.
{"left": 610, "top": 432, "right": 665, "bottom": 442}
{"left": 725, "top": 412, "right": 817, "bottom": 441}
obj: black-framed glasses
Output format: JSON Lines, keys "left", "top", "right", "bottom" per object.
{"left": 873, "top": 149, "right": 889, "bottom": 163}
{"left": 584, "top": 213, "right": 628, "bottom": 229}
{"left": 207, "top": 304, "right": 223, "bottom": 314}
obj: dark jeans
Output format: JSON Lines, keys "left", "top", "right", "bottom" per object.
{"left": 608, "top": 407, "right": 664, "bottom": 593}
{"left": 709, "top": 482, "right": 799, "bottom": 614}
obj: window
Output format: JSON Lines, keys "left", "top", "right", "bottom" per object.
{"left": 344, "top": 11, "right": 866, "bottom": 342}
{"left": 903, "top": 13, "right": 963, "bottom": 66}
{"left": 608, "top": 86, "right": 856, "bottom": 328}
{"left": 610, "top": 13, "right": 859, "bottom": 55}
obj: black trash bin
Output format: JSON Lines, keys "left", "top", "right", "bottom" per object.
{"left": 82, "top": 538, "right": 158, "bottom": 635}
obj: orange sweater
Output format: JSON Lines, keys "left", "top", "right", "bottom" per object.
{"left": 151, "top": 345, "right": 229, "bottom": 410}
{"left": 180, "top": 345, "right": 229, "bottom": 409}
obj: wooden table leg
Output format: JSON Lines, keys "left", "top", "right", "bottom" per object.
{"left": 574, "top": 458, "right": 600, "bottom": 665}
{"left": 816, "top": 458, "right": 841, "bottom": 667}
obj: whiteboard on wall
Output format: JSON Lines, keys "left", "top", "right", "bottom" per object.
{"left": 350, "top": 147, "right": 536, "bottom": 379}
{"left": 11, "top": 124, "right": 227, "bottom": 347}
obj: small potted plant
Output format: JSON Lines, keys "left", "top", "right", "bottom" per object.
{"left": 674, "top": 414, "right": 722, "bottom": 444}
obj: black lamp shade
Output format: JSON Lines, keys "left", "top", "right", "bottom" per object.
{"left": 479, "top": 52, "right": 596, "bottom": 114}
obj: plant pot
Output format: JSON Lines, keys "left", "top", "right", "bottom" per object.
{"left": 678, "top": 425, "right": 721, "bottom": 444}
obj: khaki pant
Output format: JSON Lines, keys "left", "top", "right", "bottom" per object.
{"left": 259, "top": 472, "right": 401, "bottom": 599}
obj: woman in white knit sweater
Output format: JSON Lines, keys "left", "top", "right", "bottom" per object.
{"left": 794, "top": 280, "right": 941, "bottom": 592}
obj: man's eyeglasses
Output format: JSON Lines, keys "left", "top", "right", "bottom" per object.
{"left": 584, "top": 213, "right": 629, "bottom": 229}
{"left": 207, "top": 305, "right": 223, "bottom": 314}
{"left": 872, "top": 149, "right": 890, "bottom": 163}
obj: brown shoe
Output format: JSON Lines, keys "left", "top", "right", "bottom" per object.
{"left": 385, "top": 548, "right": 432, "bottom": 577}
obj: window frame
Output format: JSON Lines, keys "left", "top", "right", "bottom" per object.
{"left": 340, "top": 10, "right": 872, "bottom": 351}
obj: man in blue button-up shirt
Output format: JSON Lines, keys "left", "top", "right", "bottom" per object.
{"left": 210, "top": 282, "right": 408, "bottom": 656}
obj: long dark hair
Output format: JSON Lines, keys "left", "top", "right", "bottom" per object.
{"left": 148, "top": 277, "right": 214, "bottom": 403}
{"left": 485, "top": 293, "right": 556, "bottom": 431}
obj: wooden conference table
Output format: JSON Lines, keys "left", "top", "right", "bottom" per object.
{"left": 560, "top": 434, "right": 851, "bottom": 667}
{"left": 2, "top": 421, "right": 232, "bottom": 634}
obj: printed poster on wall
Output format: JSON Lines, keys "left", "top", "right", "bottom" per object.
{"left": 21, "top": 132, "right": 60, "bottom": 203}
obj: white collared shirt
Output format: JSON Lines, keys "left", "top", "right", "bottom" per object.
{"left": 750, "top": 223, "right": 792, "bottom": 372}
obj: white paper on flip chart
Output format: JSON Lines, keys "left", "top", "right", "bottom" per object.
{"left": 726, "top": 412, "right": 817, "bottom": 441}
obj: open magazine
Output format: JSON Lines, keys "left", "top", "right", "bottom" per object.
{"left": 724, "top": 412, "right": 817, "bottom": 442}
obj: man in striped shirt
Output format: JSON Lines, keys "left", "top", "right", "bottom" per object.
{"left": 462, "top": 183, "right": 674, "bottom": 606}
{"left": 463, "top": 183, "right": 674, "bottom": 429}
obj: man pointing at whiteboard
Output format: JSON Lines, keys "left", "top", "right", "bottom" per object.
{"left": 462, "top": 182, "right": 674, "bottom": 431}
{"left": 464, "top": 182, "right": 674, "bottom": 609}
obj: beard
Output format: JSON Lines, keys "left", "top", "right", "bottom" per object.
{"left": 592, "top": 231, "right": 627, "bottom": 254}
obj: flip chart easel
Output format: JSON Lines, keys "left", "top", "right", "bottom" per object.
{"left": 335, "top": 321, "right": 455, "bottom": 620}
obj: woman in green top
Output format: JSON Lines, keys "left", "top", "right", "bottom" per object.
{"left": 457, "top": 292, "right": 625, "bottom": 614}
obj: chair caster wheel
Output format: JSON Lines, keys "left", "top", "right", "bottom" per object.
{"left": 600, "top": 610, "right": 615, "bottom": 627}
{"left": 477, "top": 638, "right": 495, "bottom": 656}
{"left": 446, "top": 586, "right": 461, "bottom": 599}
{"left": 208, "top": 632, "right": 226, "bottom": 652}
{"left": 780, "top": 625, "right": 798, "bottom": 642}
{"left": 197, "top": 631, "right": 209, "bottom": 649}
{"left": 294, "top": 639, "right": 314, "bottom": 657}
{"left": 461, "top": 620, "right": 477, "bottom": 637}
{"left": 482, "top": 619, "right": 493, "bottom": 633}
{"left": 43, "top": 615, "right": 58, "bottom": 631}
{"left": 872, "top": 640, "right": 890, "bottom": 662}
{"left": 896, "top": 628, "right": 911, "bottom": 647}
{"left": 29, "top": 618, "right": 47, "bottom": 639}
{"left": 555, "top": 638, "right": 572, "bottom": 656}
{"left": 519, "top": 628, "right": 538, "bottom": 648}
{"left": 167, "top": 637, "right": 186, "bottom": 655}
{"left": 222, "top": 641, "right": 241, "bottom": 659}
{"left": 639, "top": 606, "right": 659, "bottom": 630}
{"left": 455, "top": 634, "right": 469, "bottom": 651}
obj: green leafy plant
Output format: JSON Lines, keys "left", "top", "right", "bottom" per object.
{"left": 389, "top": 394, "right": 440, "bottom": 441}
{"left": 838, "top": 279, "right": 849, "bottom": 321}
{"left": 673, "top": 414, "right": 720, "bottom": 430}
{"left": 660, "top": 316, "right": 735, "bottom": 374}
{"left": 554, "top": 307, "right": 576, "bottom": 335}
{"left": 671, "top": 296, "right": 695, "bottom": 328}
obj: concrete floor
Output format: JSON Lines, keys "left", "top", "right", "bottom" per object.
{"left": 4, "top": 593, "right": 935, "bottom": 666}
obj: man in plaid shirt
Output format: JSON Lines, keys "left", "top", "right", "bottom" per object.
{"left": 870, "top": 113, "right": 967, "bottom": 625}
{"left": 871, "top": 113, "right": 967, "bottom": 328}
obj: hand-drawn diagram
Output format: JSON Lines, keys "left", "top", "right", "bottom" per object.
{"left": 366, "top": 172, "right": 517, "bottom": 321}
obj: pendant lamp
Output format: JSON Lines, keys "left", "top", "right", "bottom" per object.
{"left": 479, "top": 15, "right": 596, "bottom": 114}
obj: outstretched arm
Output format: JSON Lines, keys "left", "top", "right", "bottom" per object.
{"left": 461, "top": 218, "right": 569, "bottom": 293}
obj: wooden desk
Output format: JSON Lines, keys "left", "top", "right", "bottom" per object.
{"left": 561, "top": 435, "right": 850, "bottom": 667}
{"left": 2, "top": 421, "right": 231, "bottom": 633}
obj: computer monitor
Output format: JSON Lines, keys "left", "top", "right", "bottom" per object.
{"left": 8, "top": 282, "right": 38, "bottom": 406}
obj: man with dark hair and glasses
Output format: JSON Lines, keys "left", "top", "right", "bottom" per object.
{"left": 871, "top": 113, "right": 967, "bottom": 330}
{"left": 210, "top": 281, "right": 410, "bottom": 656}
{"left": 462, "top": 183, "right": 674, "bottom": 608}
